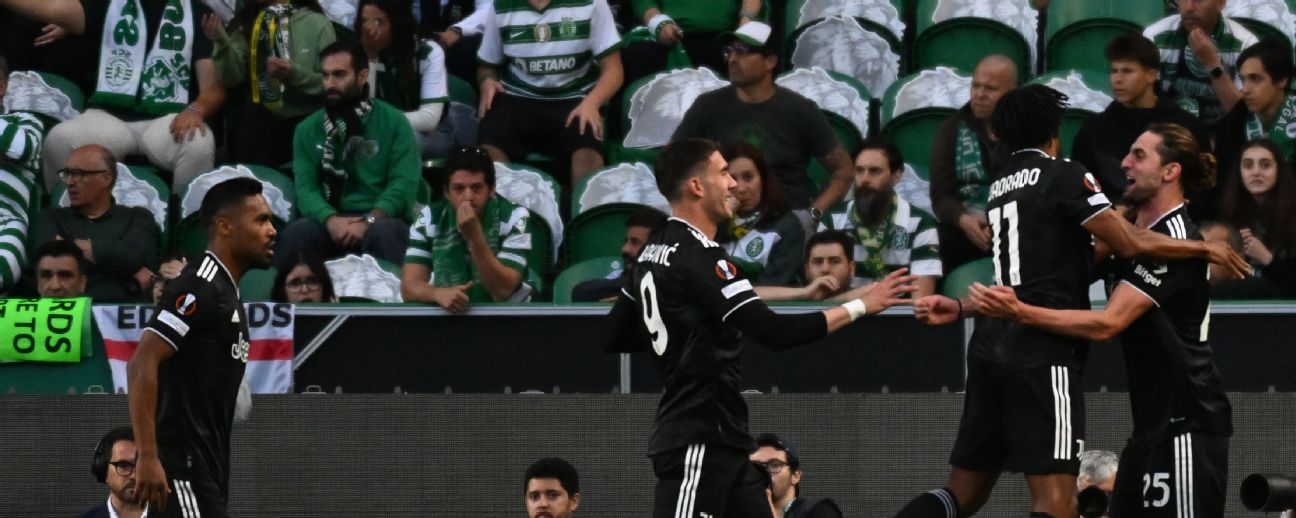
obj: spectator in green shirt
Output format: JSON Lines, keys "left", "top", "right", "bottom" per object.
{"left": 275, "top": 41, "right": 420, "bottom": 268}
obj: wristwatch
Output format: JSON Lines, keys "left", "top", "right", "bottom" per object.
{"left": 364, "top": 214, "right": 378, "bottom": 225}
{"left": 809, "top": 207, "right": 823, "bottom": 221}
{"left": 1209, "top": 65, "right": 1225, "bottom": 79}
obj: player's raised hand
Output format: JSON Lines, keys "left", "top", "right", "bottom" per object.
{"left": 858, "top": 267, "right": 917, "bottom": 315}
{"left": 134, "top": 454, "right": 170, "bottom": 512}
{"left": 913, "top": 294, "right": 959, "bottom": 325}
{"left": 968, "top": 282, "right": 1021, "bottom": 320}
{"left": 1204, "top": 240, "right": 1251, "bottom": 279}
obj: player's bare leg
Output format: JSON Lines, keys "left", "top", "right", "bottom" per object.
{"left": 1026, "top": 473, "right": 1077, "bottom": 517}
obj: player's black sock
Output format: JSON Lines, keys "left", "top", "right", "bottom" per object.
{"left": 894, "top": 487, "right": 960, "bottom": 518}
{"left": 1028, "top": 513, "right": 1055, "bottom": 517}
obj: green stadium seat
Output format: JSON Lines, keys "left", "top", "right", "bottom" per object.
{"left": 552, "top": 256, "right": 625, "bottom": 304}
{"left": 494, "top": 162, "right": 564, "bottom": 270}
{"left": 568, "top": 162, "right": 670, "bottom": 264}
{"left": 941, "top": 257, "right": 994, "bottom": 299}
{"left": 1224, "top": 1, "right": 1296, "bottom": 49}
{"left": 239, "top": 266, "right": 279, "bottom": 302}
{"left": 1027, "top": 69, "right": 1113, "bottom": 158}
{"left": 776, "top": 67, "right": 871, "bottom": 195}
{"left": 51, "top": 163, "right": 171, "bottom": 252}
{"left": 174, "top": 164, "right": 297, "bottom": 258}
{"left": 881, "top": 67, "right": 972, "bottom": 170}
{"left": 787, "top": 17, "right": 901, "bottom": 97}
{"left": 783, "top": 0, "right": 906, "bottom": 49}
{"left": 1045, "top": 0, "right": 1167, "bottom": 72}
{"left": 612, "top": 68, "right": 728, "bottom": 165}
{"left": 3, "top": 71, "right": 84, "bottom": 127}
{"left": 914, "top": 0, "right": 1037, "bottom": 77}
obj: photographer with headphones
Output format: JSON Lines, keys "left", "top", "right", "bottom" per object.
{"left": 81, "top": 427, "right": 144, "bottom": 518}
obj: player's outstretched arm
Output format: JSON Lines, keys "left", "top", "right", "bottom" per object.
{"left": 127, "top": 332, "right": 176, "bottom": 512}
{"left": 969, "top": 282, "right": 1152, "bottom": 342}
{"left": 729, "top": 269, "right": 916, "bottom": 350}
{"left": 1084, "top": 209, "right": 1250, "bottom": 278}
{"left": 913, "top": 294, "right": 968, "bottom": 325}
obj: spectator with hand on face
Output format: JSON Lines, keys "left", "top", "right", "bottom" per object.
{"left": 1220, "top": 138, "right": 1296, "bottom": 297}
{"left": 1143, "top": 0, "right": 1257, "bottom": 126}
{"left": 402, "top": 146, "right": 537, "bottom": 312}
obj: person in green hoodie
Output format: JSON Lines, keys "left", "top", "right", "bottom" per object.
{"left": 275, "top": 40, "right": 420, "bottom": 268}
{"left": 205, "top": 0, "right": 336, "bottom": 167}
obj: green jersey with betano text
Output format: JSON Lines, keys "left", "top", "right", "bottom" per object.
{"left": 478, "top": 0, "right": 623, "bottom": 100}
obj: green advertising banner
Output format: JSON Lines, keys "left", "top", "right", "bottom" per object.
{"left": 0, "top": 298, "right": 92, "bottom": 363}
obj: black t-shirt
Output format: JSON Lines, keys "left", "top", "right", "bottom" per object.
{"left": 79, "top": 0, "right": 214, "bottom": 120}
{"left": 623, "top": 218, "right": 762, "bottom": 455}
{"left": 144, "top": 251, "right": 249, "bottom": 491}
{"left": 970, "top": 150, "right": 1112, "bottom": 368}
{"left": 672, "top": 86, "right": 838, "bottom": 209}
{"left": 1070, "top": 99, "right": 1209, "bottom": 204}
{"left": 1116, "top": 206, "right": 1232, "bottom": 443}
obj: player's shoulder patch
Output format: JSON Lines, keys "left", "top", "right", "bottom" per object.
{"left": 195, "top": 255, "right": 222, "bottom": 283}
{"left": 714, "top": 258, "right": 739, "bottom": 281}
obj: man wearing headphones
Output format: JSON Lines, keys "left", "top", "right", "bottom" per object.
{"left": 81, "top": 426, "right": 144, "bottom": 518}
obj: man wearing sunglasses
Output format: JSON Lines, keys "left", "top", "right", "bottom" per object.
{"left": 672, "top": 21, "right": 854, "bottom": 237}
{"left": 80, "top": 426, "right": 145, "bottom": 518}
{"left": 31, "top": 144, "right": 160, "bottom": 301}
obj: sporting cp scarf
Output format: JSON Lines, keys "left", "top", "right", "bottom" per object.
{"left": 848, "top": 195, "right": 898, "bottom": 280}
{"left": 1246, "top": 93, "right": 1296, "bottom": 158}
{"left": 250, "top": 3, "right": 294, "bottom": 111}
{"left": 92, "top": 0, "right": 194, "bottom": 114}
{"left": 726, "top": 209, "right": 762, "bottom": 240}
{"left": 431, "top": 197, "right": 507, "bottom": 298}
{"left": 320, "top": 99, "right": 373, "bottom": 207}
{"left": 954, "top": 120, "right": 989, "bottom": 212}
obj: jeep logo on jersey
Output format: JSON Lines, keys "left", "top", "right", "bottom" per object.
{"left": 175, "top": 293, "right": 198, "bottom": 316}
{"left": 715, "top": 259, "right": 738, "bottom": 280}
{"left": 1083, "top": 172, "right": 1102, "bottom": 193}
{"left": 231, "top": 334, "right": 250, "bottom": 363}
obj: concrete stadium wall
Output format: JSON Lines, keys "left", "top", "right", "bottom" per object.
{"left": 4, "top": 393, "right": 1294, "bottom": 517}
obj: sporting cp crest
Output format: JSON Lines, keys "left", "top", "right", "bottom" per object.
{"left": 744, "top": 236, "right": 765, "bottom": 258}
{"left": 141, "top": 54, "right": 191, "bottom": 102}
{"left": 886, "top": 226, "right": 910, "bottom": 251}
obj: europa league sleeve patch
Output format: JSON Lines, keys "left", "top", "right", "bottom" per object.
{"left": 175, "top": 293, "right": 199, "bottom": 316}
{"left": 1083, "top": 172, "right": 1102, "bottom": 193}
{"left": 715, "top": 259, "right": 738, "bottom": 281}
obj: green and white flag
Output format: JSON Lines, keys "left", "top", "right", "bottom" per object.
{"left": 91, "top": 0, "right": 195, "bottom": 114}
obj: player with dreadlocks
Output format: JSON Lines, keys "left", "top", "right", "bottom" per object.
{"left": 894, "top": 85, "right": 1249, "bottom": 518}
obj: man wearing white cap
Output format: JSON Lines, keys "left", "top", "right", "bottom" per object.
{"left": 672, "top": 21, "right": 854, "bottom": 235}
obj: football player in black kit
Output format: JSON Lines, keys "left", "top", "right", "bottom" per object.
{"left": 970, "top": 123, "right": 1232, "bottom": 518}
{"left": 127, "top": 178, "right": 276, "bottom": 517}
{"left": 898, "top": 87, "right": 1248, "bottom": 518}
{"left": 603, "top": 138, "right": 917, "bottom": 518}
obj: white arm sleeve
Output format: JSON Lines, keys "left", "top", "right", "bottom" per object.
{"left": 454, "top": 0, "right": 495, "bottom": 37}
{"left": 405, "top": 103, "right": 445, "bottom": 133}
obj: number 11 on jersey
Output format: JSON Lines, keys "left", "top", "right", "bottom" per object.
{"left": 988, "top": 201, "right": 1022, "bottom": 286}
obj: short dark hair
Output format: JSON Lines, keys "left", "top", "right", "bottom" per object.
{"left": 655, "top": 138, "right": 721, "bottom": 202}
{"left": 1238, "top": 38, "right": 1295, "bottom": 90}
{"left": 755, "top": 433, "right": 801, "bottom": 471}
{"left": 992, "top": 84, "right": 1069, "bottom": 152}
{"left": 524, "top": 457, "right": 579, "bottom": 496}
{"left": 201, "top": 177, "right": 263, "bottom": 231}
{"left": 34, "top": 239, "right": 88, "bottom": 276}
{"left": 1104, "top": 34, "right": 1160, "bottom": 70}
{"left": 803, "top": 230, "right": 854, "bottom": 266}
{"left": 444, "top": 146, "right": 496, "bottom": 187}
{"left": 271, "top": 249, "right": 336, "bottom": 303}
{"left": 320, "top": 40, "right": 369, "bottom": 75}
{"left": 626, "top": 206, "right": 668, "bottom": 231}
{"left": 857, "top": 137, "right": 904, "bottom": 173}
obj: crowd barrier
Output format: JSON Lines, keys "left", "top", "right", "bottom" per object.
{"left": 4, "top": 393, "right": 1294, "bottom": 516}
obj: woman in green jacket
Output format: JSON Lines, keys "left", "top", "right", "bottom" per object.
{"left": 203, "top": 0, "right": 337, "bottom": 168}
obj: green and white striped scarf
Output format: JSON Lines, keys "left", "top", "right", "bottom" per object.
{"left": 848, "top": 195, "right": 898, "bottom": 280}
{"left": 1245, "top": 93, "right": 1296, "bottom": 160}
{"left": 955, "top": 120, "right": 990, "bottom": 212}
{"left": 91, "top": 0, "right": 194, "bottom": 114}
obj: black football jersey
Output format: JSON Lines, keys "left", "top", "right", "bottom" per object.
{"left": 143, "top": 252, "right": 250, "bottom": 490}
{"left": 1116, "top": 206, "right": 1232, "bottom": 443}
{"left": 971, "top": 150, "right": 1112, "bottom": 368}
{"left": 623, "top": 218, "right": 762, "bottom": 455}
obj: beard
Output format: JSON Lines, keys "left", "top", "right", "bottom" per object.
{"left": 854, "top": 185, "right": 894, "bottom": 226}
{"left": 324, "top": 84, "right": 364, "bottom": 111}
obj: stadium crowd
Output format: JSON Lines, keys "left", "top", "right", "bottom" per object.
{"left": 1, "top": 0, "right": 1295, "bottom": 308}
